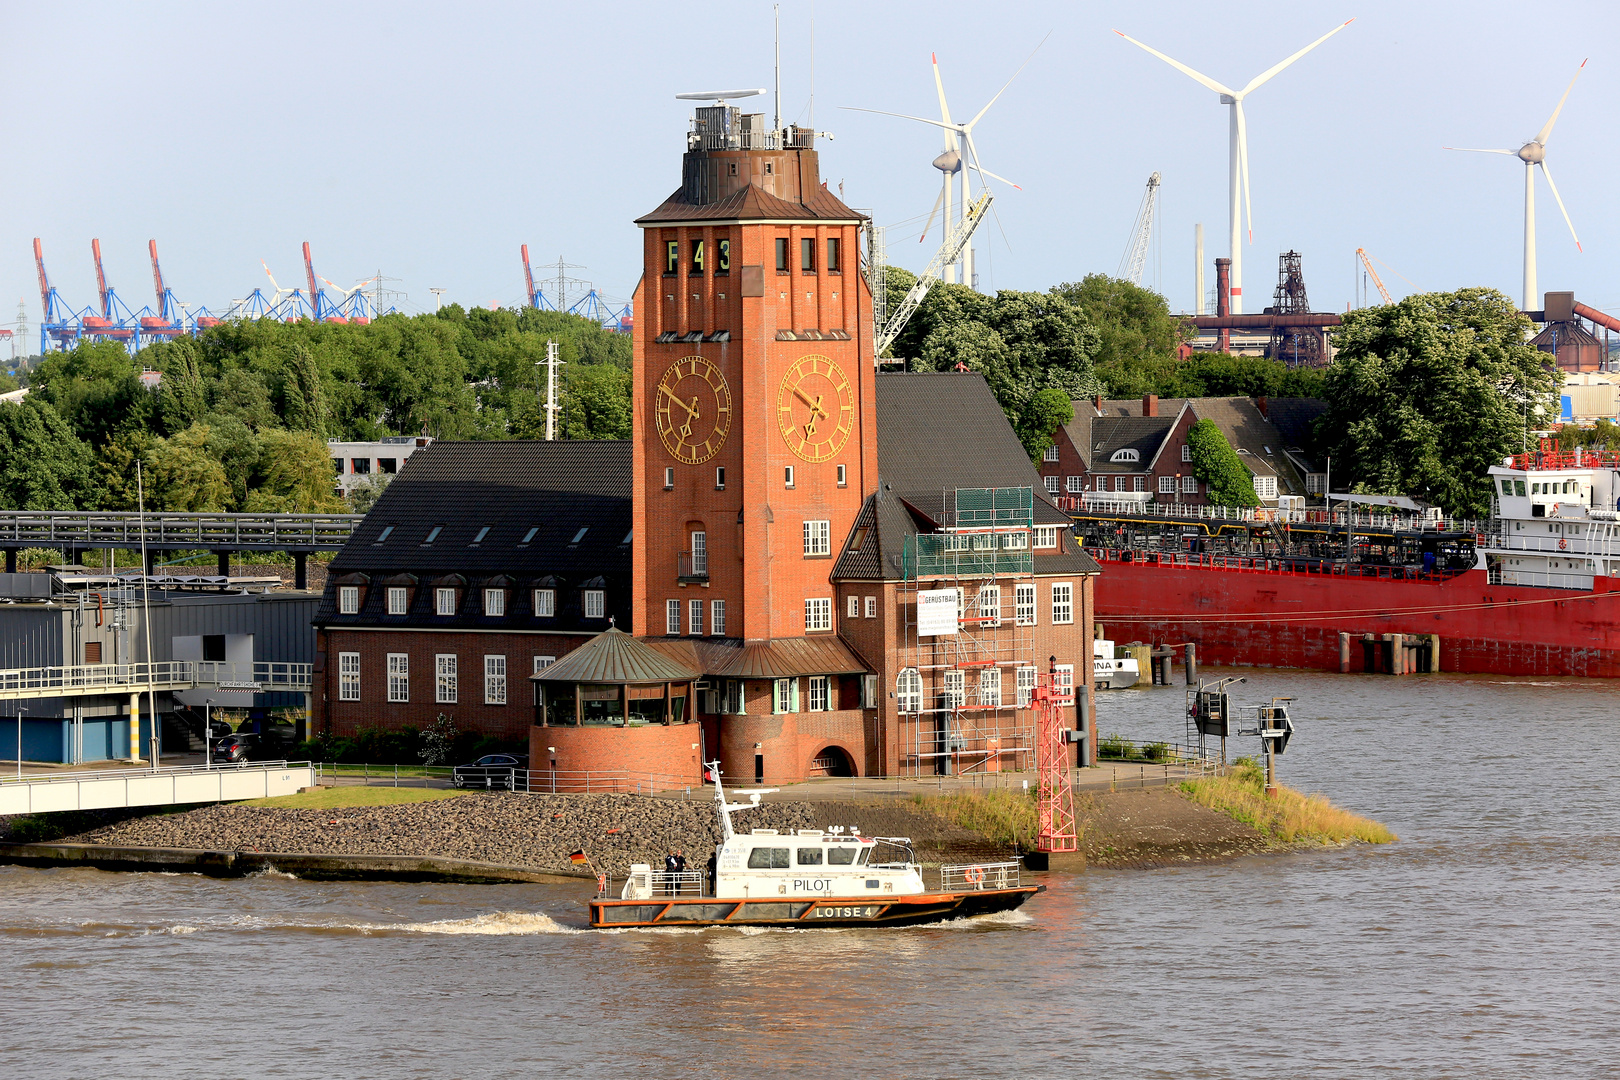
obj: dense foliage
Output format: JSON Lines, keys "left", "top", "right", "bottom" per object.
{"left": 1186, "top": 418, "right": 1260, "bottom": 507}
{"left": 1317, "top": 288, "right": 1559, "bottom": 518}
{"left": 7, "top": 307, "right": 631, "bottom": 513}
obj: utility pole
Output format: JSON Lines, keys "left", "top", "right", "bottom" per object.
{"left": 544, "top": 340, "right": 564, "bottom": 441}
{"left": 429, "top": 288, "right": 446, "bottom": 312}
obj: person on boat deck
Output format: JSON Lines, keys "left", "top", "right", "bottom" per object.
{"left": 705, "top": 851, "right": 718, "bottom": 896}
{"left": 664, "top": 851, "right": 686, "bottom": 895}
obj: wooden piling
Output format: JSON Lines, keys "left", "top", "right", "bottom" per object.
{"left": 1339, "top": 632, "right": 1351, "bottom": 674}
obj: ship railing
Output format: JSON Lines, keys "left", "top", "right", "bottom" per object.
{"left": 647, "top": 870, "right": 705, "bottom": 896}
{"left": 1084, "top": 548, "right": 1471, "bottom": 582}
{"left": 939, "top": 859, "right": 1022, "bottom": 892}
{"left": 1487, "top": 533, "right": 1620, "bottom": 555}
{"left": 1065, "top": 499, "right": 1481, "bottom": 533}
{"left": 1486, "top": 568, "right": 1595, "bottom": 590}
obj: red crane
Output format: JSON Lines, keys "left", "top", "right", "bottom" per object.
{"left": 1032, "top": 662, "right": 1078, "bottom": 855}
{"left": 91, "top": 238, "right": 113, "bottom": 320}
{"left": 33, "top": 238, "right": 53, "bottom": 323}
{"left": 522, "top": 244, "right": 537, "bottom": 308}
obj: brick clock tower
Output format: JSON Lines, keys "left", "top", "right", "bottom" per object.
{"left": 632, "top": 103, "right": 878, "bottom": 647}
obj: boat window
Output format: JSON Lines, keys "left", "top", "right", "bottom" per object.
{"left": 796, "top": 848, "right": 823, "bottom": 866}
{"left": 1514, "top": 480, "right": 1525, "bottom": 497}
{"left": 1500, "top": 479, "right": 1511, "bottom": 495}
{"left": 827, "top": 847, "right": 856, "bottom": 865}
{"left": 856, "top": 847, "right": 871, "bottom": 865}
{"left": 747, "top": 847, "right": 790, "bottom": 869}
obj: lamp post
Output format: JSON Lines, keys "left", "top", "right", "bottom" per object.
{"left": 15, "top": 705, "right": 26, "bottom": 779}
{"left": 204, "top": 698, "right": 213, "bottom": 769}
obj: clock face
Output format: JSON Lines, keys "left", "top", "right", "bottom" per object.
{"left": 777, "top": 354, "right": 854, "bottom": 463}
{"left": 655, "top": 356, "right": 732, "bottom": 465}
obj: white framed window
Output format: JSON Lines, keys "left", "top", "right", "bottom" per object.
{"left": 663, "top": 467, "right": 674, "bottom": 489}
{"left": 847, "top": 595, "right": 859, "bottom": 619}
{"left": 338, "top": 652, "right": 360, "bottom": 701}
{"left": 943, "top": 669, "right": 965, "bottom": 709}
{"left": 805, "top": 597, "right": 832, "bottom": 632}
{"left": 533, "top": 655, "right": 555, "bottom": 674}
{"left": 863, "top": 596, "right": 876, "bottom": 619}
{"left": 773, "top": 678, "right": 800, "bottom": 714}
{"left": 722, "top": 679, "right": 745, "bottom": 715}
{"left": 1159, "top": 475, "right": 1176, "bottom": 493}
{"left": 977, "top": 585, "right": 1001, "bottom": 628}
{"left": 784, "top": 465, "right": 795, "bottom": 488}
{"left": 1066, "top": 476, "right": 1082, "bottom": 493}
{"left": 1016, "top": 583, "right": 1036, "bottom": 626}
{"left": 1181, "top": 444, "right": 1192, "bottom": 462}
{"left": 1254, "top": 475, "right": 1278, "bottom": 499}
{"left": 715, "top": 467, "right": 726, "bottom": 490}
{"left": 436, "top": 587, "right": 457, "bottom": 615}
{"left": 533, "top": 588, "right": 555, "bottom": 617}
{"left": 1052, "top": 582, "right": 1074, "bottom": 625}
{"left": 1044, "top": 475, "right": 1060, "bottom": 494}
{"left": 339, "top": 586, "right": 359, "bottom": 614}
{"left": 691, "top": 531, "right": 707, "bottom": 575}
{"left": 837, "top": 463, "right": 847, "bottom": 486}
{"left": 483, "top": 588, "right": 505, "bottom": 616}
{"left": 1016, "top": 665, "right": 1037, "bottom": 707}
{"left": 1033, "top": 526, "right": 1058, "bottom": 549}
{"left": 1000, "top": 530, "right": 1028, "bottom": 550}
{"left": 861, "top": 673, "right": 879, "bottom": 708}
{"left": 896, "top": 667, "right": 922, "bottom": 714}
{"left": 666, "top": 599, "right": 681, "bottom": 635}
{"left": 484, "top": 655, "right": 507, "bottom": 705}
{"left": 803, "top": 520, "right": 830, "bottom": 556}
{"left": 689, "top": 598, "right": 704, "bottom": 636}
{"left": 387, "top": 586, "right": 407, "bottom": 615}
{"left": 1043, "top": 444, "right": 1060, "bottom": 462}
{"left": 583, "top": 589, "right": 605, "bottom": 619}
{"left": 711, "top": 599, "right": 726, "bottom": 636}
{"left": 387, "top": 653, "right": 408, "bottom": 703}
{"left": 1110, "top": 448, "right": 1140, "bottom": 463}
{"left": 807, "top": 675, "right": 829, "bottom": 711}
{"left": 1306, "top": 473, "right": 1326, "bottom": 494}
{"left": 1055, "top": 664, "right": 1075, "bottom": 700}
{"left": 978, "top": 667, "right": 1002, "bottom": 708}
{"left": 435, "top": 654, "right": 457, "bottom": 704}
{"left": 1181, "top": 475, "right": 1198, "bottom": 494}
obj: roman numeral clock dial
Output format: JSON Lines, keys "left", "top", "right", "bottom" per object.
{"left": 777, "top": 355, "right": 854, "bottom": 463}
{"left": 655, "top": 356, "right": 732, "bottom": 465}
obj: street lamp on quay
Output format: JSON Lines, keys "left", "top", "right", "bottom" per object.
{"left": 15, "top": 706, "right": 26, "bottom": 780}
{"left": 204, "top": 698, "right": 214, "bottom": 769}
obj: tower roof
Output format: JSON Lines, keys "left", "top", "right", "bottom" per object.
{"left": 533, "top": 626, "right": 700, "bottom": 685}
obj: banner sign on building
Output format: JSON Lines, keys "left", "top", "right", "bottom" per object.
{"left": 916, "top": 589, "right": 959, "bottom": 637}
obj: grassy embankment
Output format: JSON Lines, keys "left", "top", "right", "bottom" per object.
{"left": 911, "top": 789, "right": 1041, "bottom": 848}
{"left": 237, "top": 787, "right": 465, "bottom": 809}
{"left": 1180, "top": 760, "right": 1396, "bottom": 845}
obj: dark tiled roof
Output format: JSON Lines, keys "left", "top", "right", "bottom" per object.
{"left": 1265, "top": 397, "right": 1329, "bottom": 468}
{"left": 832, "top": 373, "right": 1100, "bottom": 580}
{"left": 1098, "top": 397, "right": 1187, "bottom": 418}
{"left": 533, "top": 628, "right": 699, "bottom": 684}
{"left": 635, "top": 181, "right": 863, "bottom": 225}
{"left": 1089, "top": 416, "right": 1177, "bottom": 472}
{"left": 316, "top": 441, "right": 632, "bottom": 632}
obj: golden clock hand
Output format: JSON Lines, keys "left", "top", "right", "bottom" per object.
{"left": 659, "top": 384, "right": 698, "bottom": 419}
{"left": 793, "top": 386, "right": 829, "bottom": 420}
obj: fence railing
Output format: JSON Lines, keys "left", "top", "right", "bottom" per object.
{"left": 0, "top": 510, "right": 360, "bottom": 551}
{"left": 1085, "top": 547, "right": 1470, "bottom": 583}
{"left": 1064, "top": 499, "right": 1480, "bottom": 533}
{"left": 939, "top": 860, "right": 1023, "bottom": 891}
{"left": 0, "top": 660, "right": 312, "bottom": 699}
{"left": 312, "top": 763, "right": 693, "bottom": 795}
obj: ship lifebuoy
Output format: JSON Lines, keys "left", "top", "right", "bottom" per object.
{"left": 964, "top": 867, "right": 985, "bottom": 886}
{"left": 1559, "top": 538, "right": 1568, "bottom": 551}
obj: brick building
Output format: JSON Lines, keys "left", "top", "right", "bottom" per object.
{"left": 1039, "top": 394, "right": 1323, "bottom": 508}
{"left": 314, "top": 101, "right": 1100, "bottom": 784}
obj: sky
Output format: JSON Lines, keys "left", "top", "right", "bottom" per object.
{"left": 5, "top": 0, "right": 1618, "bottom": 348}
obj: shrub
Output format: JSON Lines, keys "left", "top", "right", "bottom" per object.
{"left": 1186, "top": 418, "right": 1260, "bottom": 507}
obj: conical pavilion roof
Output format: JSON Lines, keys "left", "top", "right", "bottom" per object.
{"left": 532, "top": 627, "right": 700, "bottom": 685}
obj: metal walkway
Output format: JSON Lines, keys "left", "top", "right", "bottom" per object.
{"left": 0, "top": 661, "right": 313, "bottom": 702}
{"left": 0, "top": 761, "right": 316, "bottom": 814}
{"left": 0, "top": 511, "right": 360, "bottom": 553}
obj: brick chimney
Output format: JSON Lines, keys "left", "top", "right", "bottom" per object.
{"left": 1255, "top": 396, "right": 1268, "bottom": 418}
{"left": 1143, "top": 393, "right": 1158, "bottom": 417}
{"left": 1092, "top": 394, "right": 1103, "bottom": 413}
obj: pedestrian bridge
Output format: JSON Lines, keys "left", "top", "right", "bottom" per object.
{"left": 0, "top": 510, "right": 360, "bottom": 553}
{"left": 0, "top": 761, "right": 316, "bottom": 815}
{"left": 0, "top": 661, "right": 313, "bottom": 703}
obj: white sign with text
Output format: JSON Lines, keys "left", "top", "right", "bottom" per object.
{"left": 916, "top": 589, "right": 960, "bottom": 637}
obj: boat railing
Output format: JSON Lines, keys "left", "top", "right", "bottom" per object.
{"left": 1084, "top": 547, "right": 1471, "bottom": 582}
{"left": 1063, "top": 498, "right": 1482, "bottom": 534}
{"left": 939, "top": 860, "right": 1022, "bottom": 891}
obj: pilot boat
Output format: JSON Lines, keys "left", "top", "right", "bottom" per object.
{"left": 1094, "top": 638, "right": 1141, "bottom": 690}
{"left": 587, "top": 764, "right": 1043, "bottom": 929}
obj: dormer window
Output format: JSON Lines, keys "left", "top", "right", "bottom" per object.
{"left": 570, "top": 527, "right": 588, "bottom": 544}
{"left": 1109, "top": 448, "right": 1140, "bottom": 464}
{"left": 471, "top": 526, "right": 491, "bottom": 545}
{"left": 423, "top": 525, "right": 443, "bottom": 545}
{"left": 520, "top": 527, "right": 539, "bottom": 545}
{"left": 373, "top": 525, "right": 395, "bottom": 544}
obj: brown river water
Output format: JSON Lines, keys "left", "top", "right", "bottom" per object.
{"left": 3, "top": 669, "right": 1617, "bottom": 1079}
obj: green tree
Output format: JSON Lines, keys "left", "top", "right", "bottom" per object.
{"left": 559, "top": 363, "right": 632, "bottom": 440}
{"left": 1016, "top": 388, "right": 1075, "bottom": 463}
{"left": 280, "top": 344, "right": 329, "bottom": 434}
{"left": 1186, "top": 418, "right": 1260, "bottom": 507}
{"left": 347, "top": 472, "right": 392, "bottom": 514}
{"left": 248, "top": 428, "right": 345, "bottom": 513}
{"left": 1318, "top": 288, "right": 1558, "bottom": 518}
{"left": 28, "top": 340, "right": 155, "bottom": 449}
{"left": 208, "top": 368, "right": 278, "bottom": 430}
{"left": 1051, "top": 274, "right": 1190, "bottom": 368}
{"left": 152, "top": 338, "right": 208, "bottom": 435}
{"left": 0, "top": 398, "right": 97, "bottom": 510}
{"left": 145, "top": 424, "right": 230, "bottom": 511}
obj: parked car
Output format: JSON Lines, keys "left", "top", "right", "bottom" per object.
{"left": 452, "top": 754, "right": 530, "bottom": 791}
{"left": 214, "top": 732, "right": 288, "bottom": 764}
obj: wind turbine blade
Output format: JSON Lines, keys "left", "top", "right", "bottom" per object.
{"left": 921, "top": 186, "right": 945, "bottom": 242}
{"left": 931, "top": 53, "right": 958, "bottom": 152}
{"left": 969, "top": 162, "right": 1021, "bottom": 190}
{"left": 961, "top": 131, "right": 1020, "bottom": 189}
{"left": 1112, "top": 30, "right": 1236, "bottom": 98}
{"left": 841, "top": 105, "right": 962, "bottom": 135}
{"left": 1535, "top": 58, "right": 1587, "bottom": 147}
{"left": 1236, "top": 99, "right": 1253, "bottom": 243}
{"left": 1240, "top": 19, "right": 1355, "bottom": 96}
{"left": 1442, "top": 146, "right": 1517, "bottom": 154}
{"left": 1538, "top": 160, "right": 1582, "bottom": 251}
{"left": 965, "top": 29, "right": 1053, "bottom": 129}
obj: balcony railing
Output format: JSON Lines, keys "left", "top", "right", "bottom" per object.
{"left": 677, "top": 551, "right": 708, "bottom": 583}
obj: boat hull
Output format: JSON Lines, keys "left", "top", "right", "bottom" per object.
{"left": 587, "top": 885, "right": 1043, "bottom": 929}
{"left": 1092, "top": 558, "right": 1620, "bottom": 677}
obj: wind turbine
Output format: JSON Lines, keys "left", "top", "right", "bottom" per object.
{"left": 1445, "top": 60, "right": 1586, "bottom": 312}
{"left": 1115, "top": 20, "right": 1353, "bottom": 314}
{"left": 844, "top": 39, "right": 1042, "bottom": 291}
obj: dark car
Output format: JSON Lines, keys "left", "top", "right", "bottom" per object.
{"left": 452, "top": 754, "right": 530, "bottom": 791}
{"left": 214, "top": 732, "right": 287, "bottom": 764}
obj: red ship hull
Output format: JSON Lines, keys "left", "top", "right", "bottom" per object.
{"left": 1091, "top": 554, "right": 1620, "bottom": 677}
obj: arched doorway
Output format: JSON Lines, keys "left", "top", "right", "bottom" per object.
{"left": 809, "top": 744, "right": 856, "bottom": 778}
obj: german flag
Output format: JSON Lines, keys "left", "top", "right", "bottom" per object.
{"left": 568, "top": 850, "right": 589, "bottom": 865}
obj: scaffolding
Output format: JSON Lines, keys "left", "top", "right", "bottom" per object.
{"left": 896, "top": 487, "right": 1040, "bottom": 776}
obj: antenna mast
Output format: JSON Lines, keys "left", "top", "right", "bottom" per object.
{"left": 773, "top": 4, "right": 781, "bottom": 134}
{"left": 544, "top": 340, "right": 564, "bottom": 441}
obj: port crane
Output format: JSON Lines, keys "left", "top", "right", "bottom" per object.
{"left": 1356, "top": 248, "right": 1393, "bottom": 305}
{"left": 1118, "top": 172, "right": 1162, "bottom": 286}
{"left": 874, "top": 189, "right": 992, "bottom": 356}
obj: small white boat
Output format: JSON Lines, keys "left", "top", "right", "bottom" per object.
{"left": 587, "top": 765, "right": 1041, "bottom": 929}
{"left": 1093, "top": 638, "right": 1140, "bottom": 690}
